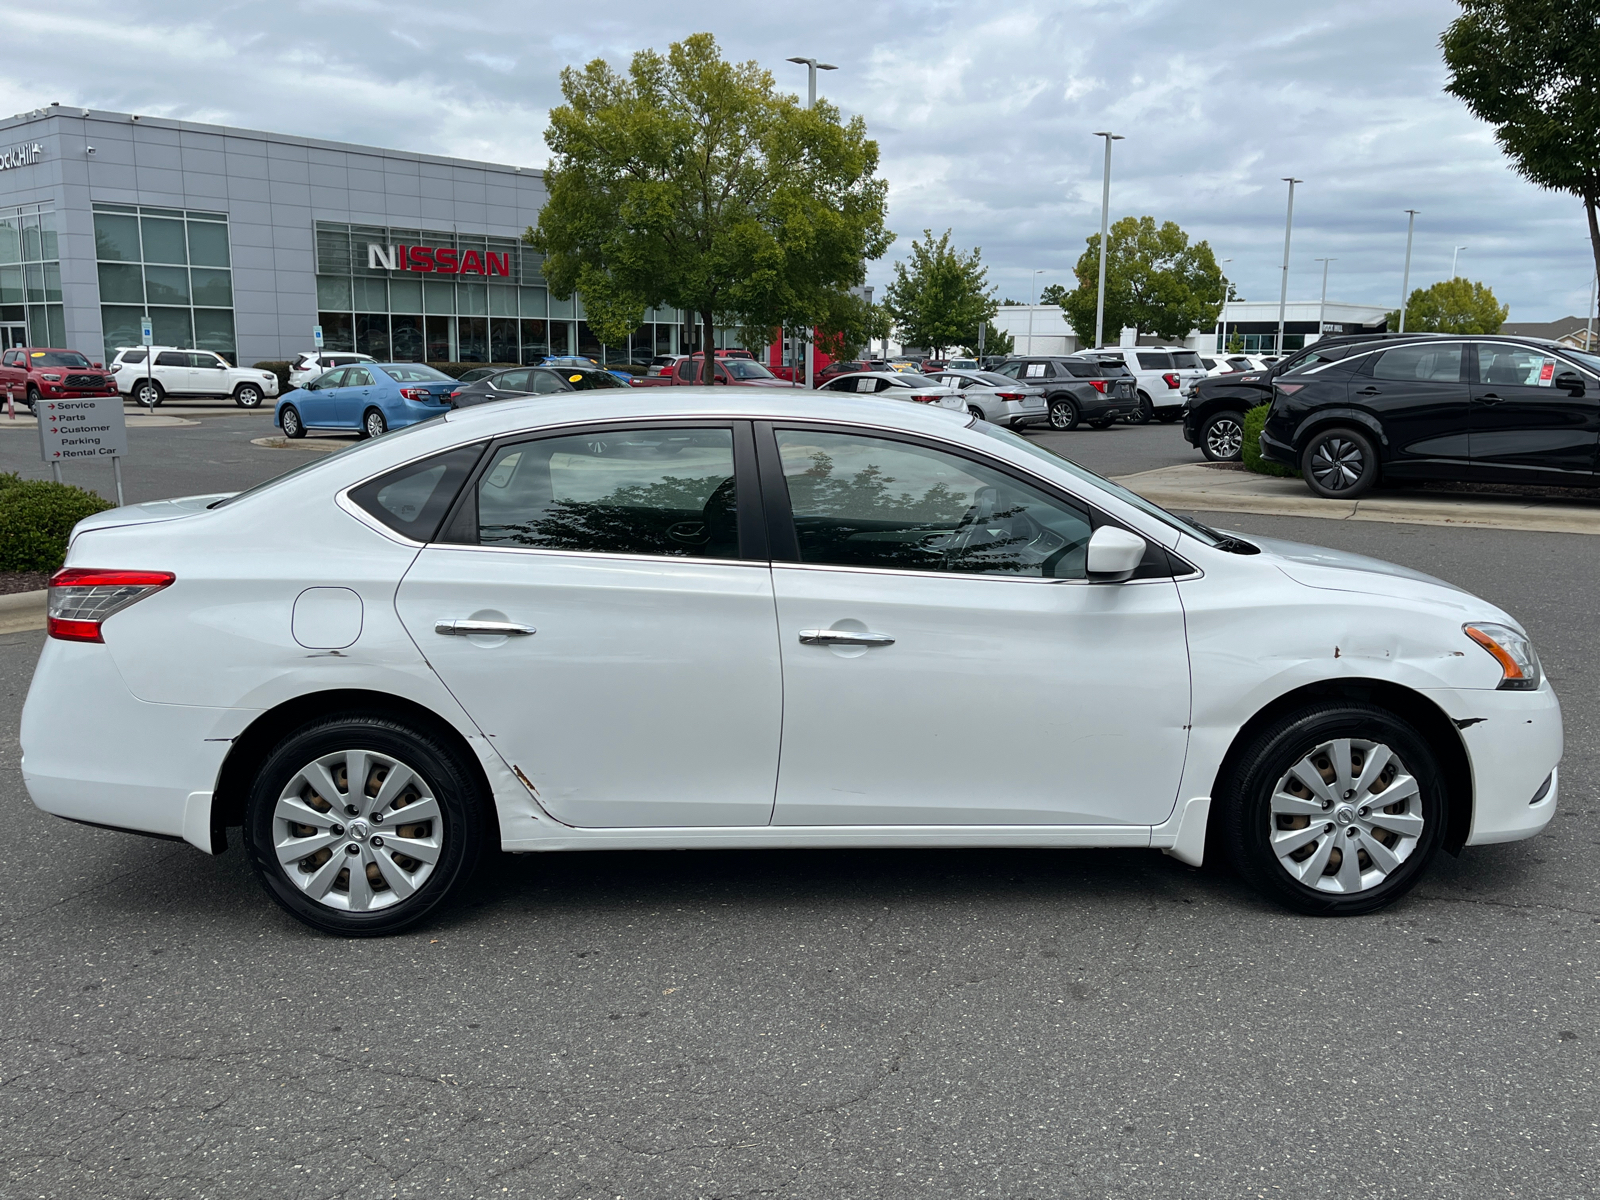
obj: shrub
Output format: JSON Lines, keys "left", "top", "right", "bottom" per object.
{"left": 1241, "top": 404, "right": 1299, "bottom": 478}
{"left": 0, "top": 479, "right": 115, "bottom": 572}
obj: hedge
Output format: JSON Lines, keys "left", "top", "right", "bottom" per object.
{"left": 0, "top": 473, "right": 115, "bottom": 572}
{"left": 1241, "top": 404, "right": 1299, "bottom": 478}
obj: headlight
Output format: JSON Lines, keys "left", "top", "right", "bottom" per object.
{"left": 1464, "top": 623, "right": 1542, "bottom": 690}
{"left": 41, "top": 373, "right": 61, "bottom": 381}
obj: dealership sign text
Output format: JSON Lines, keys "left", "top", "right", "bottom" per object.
{"left": 368, "top": 243, "right": 511, "bottom": 277}
{"left": 0, "top": 143, "right": 44, "bottom": 172}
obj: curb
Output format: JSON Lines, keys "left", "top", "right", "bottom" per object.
{"left": 1113, "top": 465, "right": 1600, "bottom": 537}
{"left": 251, "top": 436, "right": 352, "bottom": 453}
{"left": 0, "top": 589, "right": 47, "bottom": 634}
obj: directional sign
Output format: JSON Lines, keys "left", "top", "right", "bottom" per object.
{"left": 313, "top": 324, "right": 324, "bottom": 349}
{"left": 140, "top": 315, "right": 153, "bottom": 346}
{"left": 38, "top": 396, "right": 128, "bottom": 465}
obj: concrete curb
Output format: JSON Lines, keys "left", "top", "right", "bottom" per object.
{"left": 0, "top": 412, "right": 198, "bottom": 429}
{"left": 1113, "top": 464, "right": 1600, "bottom": 537}
{"left": 252, "top": 436, "right": 352, "bottom": 453}
{"left": 0, "top": 589, "right": 47, "bottom": 634}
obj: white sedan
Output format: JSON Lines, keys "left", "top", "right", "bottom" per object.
{"left": 816, "top": 371, "right": 967, "bottom": 413}
{"left": 22, "top": 389, "right": 1560, "bottom": 935}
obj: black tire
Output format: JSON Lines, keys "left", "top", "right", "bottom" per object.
{"left": 1218, "top": 702, "right": 1446, "bottom": 916}
{"left": 25, "top": 385, "right": 40, "bottom": 411}
{"left": 1087, "top": 417, "right": 1116, "bottom": 430}
{"left": 234, "top": 383, "right": 264, "bottom": 408}
{"left": 244, "top": 713, "right": 490, "bottom": 936}
{"left": 280, "top": 405, "right": 305, "bottom": 439}
{"left": 1301, "top": 426, "right": 1379, "bottom": 499}
{"left": 1125, "top": 391, "right": 1154, "bottom": 425}
{"left": 967, "top": 404, "right": 986, "bottom": 421}
{"left": 1200, "top": 410, "right": 1246, "bottom": 462}
{"left": 362, "top": 407, "right": 388, "bottom": 439}
{"left": 132, "top": 379, "right": 163, "bottom": 408}
{"left": 1047, "top": 398, "right": 1079, "bottom": 430}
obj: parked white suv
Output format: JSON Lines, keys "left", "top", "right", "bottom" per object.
{"left": 112, "top": 347, "right": 281, "bottom": 409}
{"left": 1087, "top": 346, "right": 1207, "bottom": 423}
{"left": 289, "top": 351, "right": 376, "bottom": 389}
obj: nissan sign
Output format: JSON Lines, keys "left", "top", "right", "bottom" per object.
{"left": 367, "top": 243, "right": 512, "bottom": 277}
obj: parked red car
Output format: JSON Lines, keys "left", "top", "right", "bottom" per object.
{"left": 0, "top": 347, "right": 118, "bottom": 409}
{"left": 670, "top": 353, "right": 793, "bottom": 386}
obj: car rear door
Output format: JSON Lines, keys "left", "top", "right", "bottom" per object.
{"left": 1351, "top": 342, "right": 1470, "bottom": 476}
{"left": 187, "top": 351, "right": 228, "bottom": 396}
{"left": 336, "top": 366, "right": 377, "bottom": 428}
{"left": 153, "top": 350, "right": 194, "bottom": 395}
{"left": 394, "top": 422, "right": 782, "bottom": 828}
{"left": 1467, "top": 342, "right": 1599, "bottom": 482}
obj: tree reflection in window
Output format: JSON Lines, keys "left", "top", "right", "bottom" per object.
{"left": 478, "top": 430, "right": 739, "bottom": 558}
{"left": 776, "top": 431, "right": 1093, "bottom": 578}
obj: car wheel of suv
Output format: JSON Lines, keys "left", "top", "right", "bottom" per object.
{"left": 1124, "top": 391, "right": 1153, "bottom": 425}
{"left": 132, "top": 379, "right": 163, "bottom": 408}
{"left": 280, "top": 405, "right": 305, "bottom": 439}
{"left": 234, "top": 383, "right": 263, "bottom": 408}
{"left": 1218, "top": 702, "right": 1445, "bottom": 916}
{"left": 1301, "top": 426, "right": 1378, "bottom": 498}
{"left": 362, "top": 408, "right": 388, "bottom": 439}
{"left": 1200, "top": 410, "right": 1246, "bottom": 461}
{"left": 967, "top": 404, "right": 986, "bottom": 420}
{"left": 1048, "top": 398, "right": 1079, "bottom": 430}
{"left": 243, "top": 714, "right": 490, "bottom": 936}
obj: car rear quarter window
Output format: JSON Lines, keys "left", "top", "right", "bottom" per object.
{"left": 1371, "top": 344, "right": 1464, "bottom": 384}
{"left": 348, "top": 444, "right": 484, "bottom": 542}
{"left": 492, "top": 369, "right": 532, "bottom": 391}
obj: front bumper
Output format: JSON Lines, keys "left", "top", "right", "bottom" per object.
{"left": 1421, "top": 683, "right": 1563, "bottom": 846}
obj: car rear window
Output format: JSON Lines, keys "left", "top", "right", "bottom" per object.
{"left": 1085, "top": 358, "right": 1132, "bottom": 378}
{"left": 119, "top": 349, "right": 148, "bottom": 364}
{"left": 1135, "top": 352, "right": 1172, "bottom": 370}
{"left": 381, "top": 364, "right": 453, "bottom": 383}
{"left": 348, "top": 444, "right": 484, "bottom": 541}
{"left": 1170, "top": 352, "right": 1200, "bottom": 369}
{"left": 889, "top": 373, "right": 940, "bottom": 388}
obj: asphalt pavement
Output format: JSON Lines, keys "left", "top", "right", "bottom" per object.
{"left": 0, "top": 415, "right": 1596, "bottom": 1198}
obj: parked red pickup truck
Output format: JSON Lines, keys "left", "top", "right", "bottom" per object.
{"left": 0, "top": 347, "right": 119, "bottom": 409}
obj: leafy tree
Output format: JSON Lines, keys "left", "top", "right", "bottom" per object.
{"left": 814, "top": 292, "right": 892, "bottom": 362}
{"left": 963, "top": 321, "right": 1013, "bottom": 358}
{"left": 1038, "top": 283, "right": 1069, "bottom": 308}
{"left": 1384, "top": 277, "right": 1509, "bottom": 334}
{"left": 883, "top": 230, "right": 996, "bottom": 356}
{"left": 1056, "top": 216, "right": 1225, "bottom": 346}
{"left": 1442, "top": 0, "right": 1600, "bottom": 290}
{"left": 529, "top": 33, "right": 891, "bottom": 383}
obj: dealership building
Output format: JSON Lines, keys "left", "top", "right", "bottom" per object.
{"left": 0, "top": 103, "right": 700, "bottom": 368}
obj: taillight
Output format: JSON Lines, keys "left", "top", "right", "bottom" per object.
{"left": 47, "top": 568, "right": 175, "bottom": 643}
{"left": 908, "top": 394, "right": 941, "bottom": 404}
{"left": 399, "top": 387, "right": 430, "bottom": 401}
{"left": 994, "top": 392, "right": 1026, "bottom": 401}
{"left": 1162, "top": 373, "right": 1181, "bottom": 389}
{"left": 1088, "top": 380, "right": 1108, "bottom": 393}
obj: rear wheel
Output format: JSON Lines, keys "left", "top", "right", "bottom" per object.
{"left": 1219, "top": 703, "right": 1445, "bottom": 916}
{"left": 362, "top": 408, "right": 388, "bottom": 439}
{"left": 132, "top": 379, "right": 163, "bottom": 408}
{"left": 244, "top": 715, "right": 489, "bottom": 936}
{"left": 1048, "top": 398, "right": 1079, "bottom": 430}
{"left": 967, "top": 404, "right": 986, "bottom": 420}
{"left": 1301, "top": 426, "right": 1378, "bottom": 498}
{"left": 234, "top": 383, "right": 263, "bottom": 408}
{"left": 280, "top": 405, "right": 305, "bottom": 439}
{"left": 1125, "top": 391, "right": 1153, "bottom": 425}
{"left": 1200, "top": 410, "right": 1246, "bottom": 461}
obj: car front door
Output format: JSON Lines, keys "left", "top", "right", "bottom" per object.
{"left": 394, "top": 422, "right": 782, "bottom": 828}
{"left": 297, "top": 368, "right": 345, "bottom": 426}
{"left": 1468, "top": 342, "right": 1600, "bottom": 482}
{"left": 760, "top": 424, "right": 1192, "bottom": 827}
{"left": 1349, "top": 342, "right": 1470, "bottom": 476}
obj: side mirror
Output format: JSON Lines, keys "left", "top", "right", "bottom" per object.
{"left": 1086, "top": 526, "right": 1147, "bottom": 582}
{"left": 93, "top": 362, "right": 103, "bottom": 368}
{"left": 1554, "top": 371, "right": 1586, "bottom": 397}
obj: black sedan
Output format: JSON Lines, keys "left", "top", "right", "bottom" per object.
{"left": 448, "top": 365, "right": 626, "bottom": 408}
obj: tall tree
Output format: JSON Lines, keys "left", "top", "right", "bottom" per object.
{"left": 964, "top": 321, "right": 1013, "bottom": 358}
{"left": 882, "top": 230, "right": 996, "bottom": 356}
{"left": 1442, "top": 0, "right": 1600, "bottom": 291}
{"left": 1057, "top": 216, "right": 1225, "bottom": 346}
{"left": 530, "top": 33, "right": 891, "bottom": 383}
{"left": 1385, "top": 277, "right": 1509, "bottom": 334}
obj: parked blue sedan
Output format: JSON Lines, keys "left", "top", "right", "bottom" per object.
{"left": 275, "top": 363, "right": 456, "bottom": 439}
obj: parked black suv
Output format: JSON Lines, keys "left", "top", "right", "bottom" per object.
{"left": 1248, "top": 334, "right": 1600, "bottom": 498}
{"left": 989, "top": 355, "right": 1139, "bottom": 430}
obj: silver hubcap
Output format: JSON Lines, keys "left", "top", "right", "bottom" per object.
{"left": 367, "top": 414, "right": 383, "bottom": 436}
{"left": 1270, "top": 737, "right": 1424, "bottom": 894}
{"left": 273, "top": 749, "right": 443, "bottom": 911}
{"left": 284, "top": 411, "right": 299, "bottom": 433}
{"left": 1310, "top": 436, "right": 1365, "bottom": 490}
{"left": 1206, "top": 417, "right": 1243, "bottom": 458}
{"left": 1051, "top": 404, "right": 1073, "bottom": 428}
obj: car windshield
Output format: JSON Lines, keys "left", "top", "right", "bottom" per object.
{"left": 30, "top": 351, "right": 91, "bottom": 368}
{"left": 379, "top": 364, "right": 452, "bottom": 382}
{"left": 723, "top": 359, "right": 775, "bottom": 380}
{"left": 974, "top": 423, "right": 1224, "bottom": 548}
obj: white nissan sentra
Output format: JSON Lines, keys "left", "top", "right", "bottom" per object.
{"left": 21, "top": 390, "right": 1560, "bottom": 935}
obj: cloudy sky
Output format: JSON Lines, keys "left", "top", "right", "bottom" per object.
{"left": 7, "top": 0, "right": 1596, "bottom": 322}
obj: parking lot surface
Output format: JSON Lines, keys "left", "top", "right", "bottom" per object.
{"left": 1, "top": 417, "right": 1596, "bottom": 1198}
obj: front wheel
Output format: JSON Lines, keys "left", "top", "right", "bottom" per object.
{"left": 25, "top": 386, "right": 40, "bottom": 411}
{"left": 1200, "top": 410, "right": 1246, "bottom": 461}
{"left": 1218, "top": 703, "right": 1446, "bottom": 916}
{"left": 279, "top": 405, "right": 305, "bottom": 439}
{"left": 132, "top": 379, "right": 163, "bottom": 408}
{"left": 1301, "top": 426, "right": 1378, "bottom": 498}
{"left": 1048, "top": 398, "right": 1079, "bottom": 430}
{"left": 362, "top": 408, "right": 388, "bottom": 439}
{"left": 244, "top": 715, "right": 490, "bottom": 936}
{"left": 234, "top": 383, "right": 263, "bottom": 408}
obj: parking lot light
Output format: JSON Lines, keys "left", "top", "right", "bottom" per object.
{"left": 1092, "top": 132, "right": 1123, "bottom": 349}
{"left": 1277, "top": 178, "right": 1302, "bottom": 356}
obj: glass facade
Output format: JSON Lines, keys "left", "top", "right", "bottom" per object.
{"left": 0, "top": 204, "right": 65, "bottom": 352}
{"left": 313, "top": 221, "right": 684, "bottom": 364}
{"left": 93, "top": 203, "right": 237, "bottom": 364}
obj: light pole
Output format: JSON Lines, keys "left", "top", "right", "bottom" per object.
{"left": 1275, "top": 177, "right": 1302, "bottom": 356}
{"left": 1092, "top": 132, "right": 1123, "bottom": 349}
{"left": 1587, "top": 272, "right": 1597, "bottom": 353}
{"left": 1216, "top": 257, "right": 1232, "bottom": 352}
{"left": 1451, "top": 244, "right": 1467, "bottom": 279}
{"left": 1314, "top": 257, "right": 1334, "bottom": 340}
{"left": 787, "top": 56, "right": 837, "bottom": 387}
{"left": 1399, "top": 209, "right": 1419, "bottom": 333}
{"left": 1026, "top": 268, "right": 1044, "bottom": 354}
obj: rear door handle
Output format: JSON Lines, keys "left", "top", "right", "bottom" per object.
{"left": 435, "top": 620, "right": 536, "bottom": 636}
{"left": 1476, "top": 393, "right": 1504, "bottom": 405}
{"left": 1356, "top": 386, "right": 1381, "bottom": 396}
{"left": 798, "top": 629, "right": 895, "bottom": 647}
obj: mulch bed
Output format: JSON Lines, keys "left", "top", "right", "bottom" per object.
{"left": 0, "top": 571, "right": 49, "bottom": 596}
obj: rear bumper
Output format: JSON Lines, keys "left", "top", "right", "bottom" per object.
{"left": 1259, "top": 426, "right": 1297, "bottom": 466}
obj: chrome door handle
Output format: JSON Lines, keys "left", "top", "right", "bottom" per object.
{"left": 798, "top": 629, "right": 895, "bottom": 647}
{"left": 435, "top": 620, "right": 536, "bottom": 636}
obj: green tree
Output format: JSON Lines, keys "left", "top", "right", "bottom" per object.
{"left": 1442, "top": 0, "right": 1600, "bottom": 290}
{"left": 1384, "top": 277, "right": 1509, "bottom": 334}
{"left": 883, "top": 230, "right": 996, "bottom": 356}
{"left": 529, "top": 33, "right": 891, "bottom": 383}
{"left": 1038, "top": 282, "right": 1069, "bottom": 307}
{"left": 964, "top": 321, "right": 1013, "bottom": 358}
{"left": 814, "top": 292, "right": 892, "bottom": 362}
{"left": 1056, "top": 216, "right": 1225, "bottom": 346}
